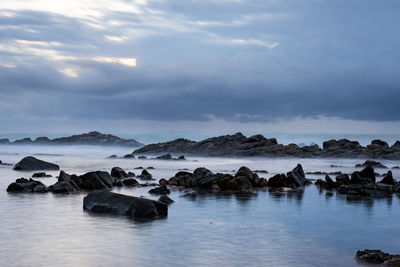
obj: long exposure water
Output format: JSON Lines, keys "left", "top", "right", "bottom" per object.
{"left": 0, "top": 145, "right": 399, "bottom": 266}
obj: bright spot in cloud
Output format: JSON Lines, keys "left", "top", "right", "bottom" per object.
{"left": 92, "top": 57, "right": 137, "bottom": 67}
{"left": 0, "top": 62, "right": 16, "bottom": 68}
{"left": 230, "top": 38, "right": 280, "bottom": 48}
{"left": 58, "top": 68, "right": 78, "bottom": 78}
{"left": 104, "top": 35, "right": 126, "bottom": 42}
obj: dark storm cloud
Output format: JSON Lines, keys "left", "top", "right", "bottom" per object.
{"left": 0, "top": 0, "right": 400, "bottom": 128}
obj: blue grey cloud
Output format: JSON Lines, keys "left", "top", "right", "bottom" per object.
{"left": 0, "top": 0, "right": 399, "bottom": 132}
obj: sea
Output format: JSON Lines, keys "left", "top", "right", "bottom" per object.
{"left": 0, "top": 133, "right": 399, "bottom": 267}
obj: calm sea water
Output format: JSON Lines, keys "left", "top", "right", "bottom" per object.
{"left": 0, "top": 145, "right": 399, "bottom": 267}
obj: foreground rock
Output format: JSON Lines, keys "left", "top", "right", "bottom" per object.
{"left": 6, "top": 131, "right": 143, "bottom": 147}
{"left": 13, "top": 156, "right": 60, "bottom": 171}
{"left": 356, "top": 249, "right": 400, "bottom": 266}
{"left": 133, "top": 133, "right": 400, "bottom": 159}
{"left": 83, "top": 190, "right": 167, "bottom": 220}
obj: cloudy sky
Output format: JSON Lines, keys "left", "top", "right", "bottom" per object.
{"left": 0, "top": 0, "right": 399, "bottom": 135}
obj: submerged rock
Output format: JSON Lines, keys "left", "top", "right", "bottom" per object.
{"left": 32, "top": 172, "right": 52, "bottom": 178}
{"left": 7, "top": 178, "right": 47, "bottom": 193}
{"left": 83, "top": 190, "right": 167, "bottom": 219}
{"left": 149, "top": 185, "right": 171, "bottom": 195}
{"left": 13, "top": 156, "right": 60, "bottom": 171}
{"left": 158, "top": 195, "right": 174, "bottom": 205}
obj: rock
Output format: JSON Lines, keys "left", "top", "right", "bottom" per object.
{"left": 235, "top": 166, "right": 259, "bottom": 186}
{"left": 149, "top": 185, "right": 171, "bottom": 195}
{"left": 147, "top": 167, "right": 155, "bottom": 170}
{"left": 13, "top": 137, "right": 33, "bottom": 144}
{"left": 121, "top": 178, "right": 139, "bottom": 187}
{"left": 34, "top": 137, "right": 50, "bottom": 143}
{"left": 351, "top": 166, "right": 376, "bottom": 184}
{"left": 107, "top": 155, "right": 118, "bottom": 159}
{"left": 392, "top": 166, "right": 400, "bottom": 169}
{"left": 394, "top": 182, "right": 400, "bottom": 193}
{"left": 83, "top": 190, "right": 167, "bottom": 219}
{"left": 177, "top": 155, "right": 186, "bottom": 160}
{"left": 155, "top": 154, "right": 173, "bottom": 160}
{"left": 325, "top": 175, "right": 337, "bottom": 189}
{"left": 159, "top": 178, "right": 168, "bottom": 186}
{"left": 127, "top": 172, "right": 136, "bottom": 177}
{"left": 356, "top": 249, "right": 399, "bottom": 265}
{"left": 80, "top": 171, "right": 113, "bottom": 190}
{"left": 314, "top": 179, "right": 327, "bottom": 187}
{"left": 335, "top": 174, "right": 350, "bottom": 186}
{"left": 0, "top": 138, "right": 10, "bottom": 144}
{"left": 13, "top": 156, "right": 60, "bottom": 171}
{"left": 0, "top": 160, "right": 2, "bottom": 164}
{"left": 227, "top": 176, "right": 253, "bottom": 191}
{"left": 123, "top": 153, "right": 135, "bottom": 159}
{"left": 137, "top": 169, "right": 153, "bottom": 180}
{"left": 49, "top": 170, "right": 80, "bottom": 193}
{"left": 111, "top": 167, "right": 127, "bottom": 179}
{"left": 379, "top": 171, "right": 395, "bottom": 185}
{"left": 254, "top": 170, "right": 269, "bottom": 174}
{"left": 356, "top": 160, "right": 388, "bottom": 168}
{"left": 267, "top": 174, "right": 288, "bottom": 187}
{"left": 338, "top": 183, "right": 392, "bottom": 198}
{"left": 158, "top": 195, "right": 174, "bottom": 205}
{"left": 32, "top": 172, "right": 52, "bottom": 178}
{"left": 49, "top": 131, "right": 143, "bottom": 146}
{"left": 134, "top": 167, "right": 144, "bottom": 169}
{"left": 33, "top": 184, "right": 48, "bottom": 193}
{"left": 138, "top": 156, "right": 147, "bottom": 159}
{"left": 286, "top": 164, "right": 309, "bottom": 187}
{"left": 7, "top": 178, "right": 46, "bottom": 193}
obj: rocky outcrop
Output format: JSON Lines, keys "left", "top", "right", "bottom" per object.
{"left": 111, "top": 167, "right": 127, "bottom": 179}
{"left": 83, "top": 190, "right": 167, "bottom": 220}
{"left": 133, "top": 133, "right": 400, "bottom": 159}
{"left": 3, "top": 131, "right": 143, "bottom": 147}
{"left": 13, "top": 156, "right": 60, "bottom": 171}
{"left": 356, "top": 250, "right": 400, "bottom": 266}
{"left": 356, "top": 160, "right": 388, "bottom": 168}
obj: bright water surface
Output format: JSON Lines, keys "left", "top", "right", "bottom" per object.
{"left": 0, "top": 145, "right": 399, "bottom": 267}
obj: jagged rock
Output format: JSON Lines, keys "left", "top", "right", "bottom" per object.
{"left": 158, "top": 195, "right": 174, "bottom": 205}
{"left": 111, "top": 167, "right": 127, "bottom": 179}
{"left": 286, "top": 164, "right": 310, "bottom": 187}
{"left": 83, "top": 190, "right": 167, "bottom": 219}
{"left": 80, "top": 171, "right": 113, "bottom": 190}
{"left": 351, "top": 166, "right": 376, "bottom": 184}
{"left": 149, "top": 185, "right": 171, "bottom": 195}
{"left": 379, "top": 171, "right": 395, "bottom": 185}
{"left": 32, "top": 172, "right": 52, "bottom": 178}
{"left": 356, "top": 249, "right": 400, "bottom": 265}
{"left": 267, "top": 174, "right": 288, "bottom": 187}
{"left": 137, "top": 169, "right": 154, "bottom": 180}
{"left": 49, "top": 170, "right": 80, "bottom": 193}
{"left": 356, "top": 160, "right": 388, "bottom": 168}
{"left": 13, "top": 156, "right": 59, "bottom": 171}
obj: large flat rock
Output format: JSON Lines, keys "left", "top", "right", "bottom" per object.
{"left": 83, "top": 190, "right": 167, "bottom": 220}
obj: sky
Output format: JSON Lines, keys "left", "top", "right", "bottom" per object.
{"left": 0, "top": 0, "right": 399, "bottom": 136}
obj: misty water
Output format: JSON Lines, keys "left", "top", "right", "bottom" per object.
{"left": 1, "top": 144, "right": 400, "bottom": 267}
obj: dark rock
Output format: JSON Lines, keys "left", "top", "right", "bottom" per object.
{"left": 254, "top": 170, "right": 268, "bottom": 174}
{"left": 32, "top": 172, "right": 52, "bottom": 178}
{"left": 123, "top": 153, "right": 135, "bottom": 159}
{"left": 137, "top": 169, "right": 154, "bottom": 180}
{"left": 134, "top": 167, "right": 144, "bottom": 169}
{"left": 235, "top": 166, "right": 259, "bottom": 186}
{"left": 394, "top": 182, "right": 400, "bottom": 193}
{"left": 226, "top": 176, "right": 253, "bottom": 191}
{"left": 49, "top": 131, "right": 143, "bottom": 146}
{"left": 13, "top": 137, "right": 33, "bottom": 144}
{"left": 177, "top": 155, "right": 186, "bottom": 160}
{"left": 7, "top": 178, "right": 46, "bottom": 193}
{"left": 149, "top": 185, "right": 171, "bottom": 195}
{"left": 155, "top": 154, "right": 173, "bottom": 160}
{"left": 256, "top": 178, "right": 268, "bottom": 187}
{"left": 83, "top": 190, "right": 167, "bottom": 219}
{"left": 34, "top": 136, "right": 50, "bottom": 143}
{"left": 107, "top": 155, "right": 118, "bottom": 159}
{"left": 0, "top": 138, "right": 10, "bottom": 144}
{"left": 159, "top": 178, "right": 168, "bottom": 186}
{"left": 122, "top": 178, "right": 139, "bottom": 187}
{"left": 158, "top": 195, "right": 174, "bottom": 205}
{"left": 356, "top": 160, "right": 388, "bottom": 168}
{"left": 286, "top": 164, "right": 309, "bottom": 187}
{"left": 138, "top": 156, "right": 147, "bottom": 159}
{"left": 0, "top": 160, "right": 2, "bottom": 164}
{"left": 335, "top": 174, "right": 350, "bottom": 186}
{"left": 33, "top": 184, "right": 48, "bottom": 193}
{"left": 379, "top": 171, "right": 395, "bottom": 185}
{"left": 338, "top": 183, "right": 392, "bottom": 198}
{"left": 147, "top": 167, "right": 155, "bottom": 170}
{"left": 80, "top": 171, "right": 113, "bottom": 190}
{"left": 325, "top": 175, "right": 337, "bottom": 189}
{"left": 267, "top": 174, "right": 288, "bottom": 187}
{"left": 111, "top": 167, "right": 127, "bottom": 179}
{"left": 351, "top": 166, "right": 376, "bottom": 184}
{"left": 127, "top": 172, "right": 136, "bottom": 177}
{"left": 356, "top": 249, "right": 398, "bottom": 264}
{"left": 371, "top": 140, "right": 389, "bottom": 147}
{"left": 13, "top": 156, "right": 59, "bottom": 171}
{"left": 49, "top": 170, "right": 80, "bottom": 193}
{"left": 314, "top": 179, "right": 327, "bottom": 187}
{"left": 392, "top": 166, "right": 400, "bottom": 169}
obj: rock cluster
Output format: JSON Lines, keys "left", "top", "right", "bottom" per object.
{"left": 1, "top": 131, "right": 143, "bottom": 147}
{"left": 356, "top": 250, "right": 400, "bottom": 266}
{"left": 133, "top": 133, "right": 400, "bottom": 159}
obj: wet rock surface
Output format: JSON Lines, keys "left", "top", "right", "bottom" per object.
{"left": 83, "top": 190, "right": 167, "bottom": 220}
{"left": 133, "top": 133, "right": 400, "bottom": 159}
